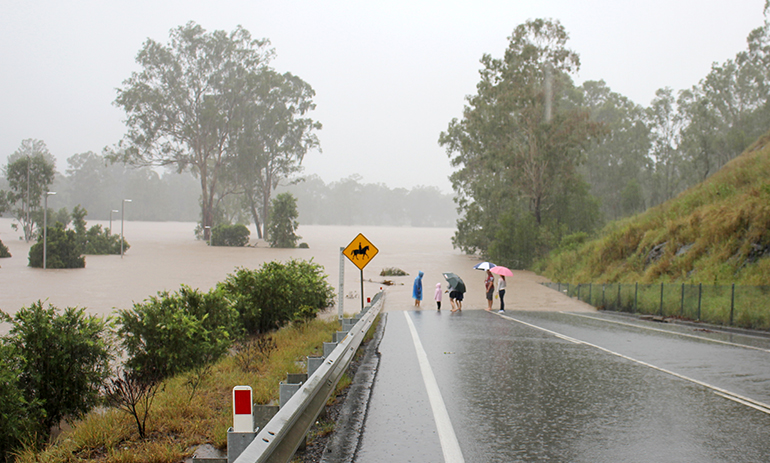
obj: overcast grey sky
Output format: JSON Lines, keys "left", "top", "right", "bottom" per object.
{"left": 1, "top": 0, "right": 765, "bottom": 193}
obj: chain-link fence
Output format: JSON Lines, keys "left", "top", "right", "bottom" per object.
{"left": 542, "top": 282, "right": 770, "bottom": 330}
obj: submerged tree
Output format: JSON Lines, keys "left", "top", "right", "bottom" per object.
{"left": 0, "top": 140, "right": 56, "bottom": 242}
{"left": 113, "top": 22, "right": 320, "bottom": 241}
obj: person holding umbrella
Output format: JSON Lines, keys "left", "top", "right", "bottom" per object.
{"left": 484, "top": 269, "right": 495, "bottom": 311}
{"left": 490, "top": 265, "right": 514, "bottom": 313}
{"left": 442, "top": 272, "right": 466, "bottom": 312}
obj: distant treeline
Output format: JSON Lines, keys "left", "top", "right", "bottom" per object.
{"left": 278, "top": 174, "right": 457, "bottom": 227}
{"left": 0, "top": 151, "right": 457, "bottom": 228}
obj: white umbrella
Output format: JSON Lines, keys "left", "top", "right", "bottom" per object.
{"left": 473, "top": 261, "right": 496, "bottom": 271}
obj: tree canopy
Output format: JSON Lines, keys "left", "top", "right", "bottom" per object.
{"left": 113, "top": 22, "right": 320, "bottom": 239}
{"left": 440, "top": 19, "right": 601, "bottom": 267}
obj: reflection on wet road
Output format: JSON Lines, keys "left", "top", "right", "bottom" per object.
{"left": 357, "top": 309, "right": 770, "bottom": 462}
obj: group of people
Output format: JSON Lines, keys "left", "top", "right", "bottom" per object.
{"left": 411, "top": 269, "right": 506, "bottom": 313}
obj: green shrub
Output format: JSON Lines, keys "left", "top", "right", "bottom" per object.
{"left": 220, "top": 259, "right": 335, "bottom": 334}
{"left": 72, "top": 205, "right": 128, "bottom": 255}
{"left": 211, "top": 223, "right": 250, "bottom": 247}
{"left": 0, "top": 239, "right": 10, "bottom": 258}
{"left": 27, "top": 223, "right": 85, "bottom": 268}
{"left": 2, "top": 302, "right": 112, "bottom": 441}
{"left": 117, "top": 285, "right": 241, "bottom": 381}
{"left": 0, "top": 344, "right": 32, "bottom": 462}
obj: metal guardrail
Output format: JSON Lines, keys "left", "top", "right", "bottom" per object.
{"left": 233, "top": 291, "right": 385, "bottom": 463}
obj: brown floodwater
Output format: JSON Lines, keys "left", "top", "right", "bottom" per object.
{"left": 0, "top": 219, "right": 492, "bottom": 333}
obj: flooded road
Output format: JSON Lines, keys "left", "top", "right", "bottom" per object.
{"left": 357, "top": 308, "right": 770, "bottom": 462}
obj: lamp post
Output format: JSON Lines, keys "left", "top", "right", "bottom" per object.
{"left": 204, "top": 225, "right": 212, "bottom": 246}
{"left": 109, "top": 209, "right": 119, "bottom": 235}
{"left": 121, "top": 199, "right": 132, "bottom": 258}
{"left": 43, "top": 191, "right": 56, "bottom": 269}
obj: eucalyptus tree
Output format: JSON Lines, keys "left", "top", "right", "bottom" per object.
{"left": 646, "top": 88, "right": 684, "bottom": 205}
{"left": 578, "top": 80, "right": 651, "bottom": 220}
{"left": 0, "top": 139, "right": 56, "bottom": 241}
{"left": 225, "top": 69, "right": 321, "bottom": 239}
{"left": 439, "top": 19, "right": 600, "bottom": 265}
{"left": 113, "top": 22, "right": 274, "bottom": 240}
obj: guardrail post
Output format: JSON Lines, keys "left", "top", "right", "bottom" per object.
{"left": 334, "top": 330, "right": 349, "bottom": 343}
{"left": 307, "top": 356, "right": 325, "bottom": 377}
{"left": 323, "top": 342, "right": 337, "bottom": 358}
{"left": 680, "top": 284, "right": 685, "bottom": 316}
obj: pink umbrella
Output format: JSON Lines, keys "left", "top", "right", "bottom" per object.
{"left": 489, "top": 265, "right": 513, "bottom": 277}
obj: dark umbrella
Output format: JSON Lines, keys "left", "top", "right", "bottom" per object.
{"left": 442, "top": 272, "right": 466, "bottom": 293}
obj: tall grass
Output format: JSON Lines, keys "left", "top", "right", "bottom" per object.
{"left": 541, "top": 130, "right": 770, "bottom": 287}
{"left": 15, "top": 318, "right": 339, "bottom": 463}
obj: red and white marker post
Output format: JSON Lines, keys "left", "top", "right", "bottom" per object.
{"left": 232, "top": 385, "right": 253, "bottom": 432}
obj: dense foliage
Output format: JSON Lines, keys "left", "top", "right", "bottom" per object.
{"left": 267, "top": 192, "right": 300, "bottom": 248}
{"left": 28, "top": 223, "right": 85, "bottom": 268}
{"left": 1, "top": 302, "right": 112, "bottom": 442}
{"left": 211, "top": 223, "right": 250, "bottom": 247}
{"left": 220, "top": 260, "right": 335, "bottom": 334}
{"left": 117, "top": 286, "right": 241, "bottom": 381}
{"left": 72, "top": 205, "right": 128, "bottom": 254}
{"left": 0, "top": 344, "right": 31, "bottom": 463}
{"left": 442, "top": 12, "right": 770, "bottom": 269}
{"left": 440, "top": 19, "right": 602, "bottom": 268}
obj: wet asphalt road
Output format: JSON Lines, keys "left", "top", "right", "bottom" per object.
{"left": 355, "top": 308, "right": 770, "bottom": 462}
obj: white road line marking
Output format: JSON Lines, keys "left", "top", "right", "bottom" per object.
{"left": 563, "top": 312, "right": 770, "bottom": 353}
{"left": 497, "top": 312, "right": 770, "bottom": 415}
{"left": 404, "top": 311, "right": 465, "bottom": 463}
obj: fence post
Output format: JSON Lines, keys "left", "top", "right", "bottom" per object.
{"left": 578, "top": 284, "right": 581, "bottom": 301}
{"left": 697, "top": 283, "right": 702, "bottom": 321}
{"left": 618, "top": 285, "right": 621, "bottom": 311}
{"left": 659, "top": 282, "right": 664, "bottom": 316}
{"left": 589, "top": 284, "right": 592, "bottom": 305}
{"left": 680, "top": 284, "right": 685, "bottom": 317}
{"left": 730, "top": 283, "right": 735, "bottom": 326}
{"left": 602, "top": 284, "right": 606, "bottom": 308}
{"left": 634, "top": 283, "right": 638, "bottom": 313}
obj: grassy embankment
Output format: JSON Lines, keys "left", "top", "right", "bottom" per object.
{"left": 538, "top": 130, "right": 770, "bottom": 327}
{"left": 14, "top": 318, "right": 340, "bottom": 463}
{"left": 541, "top": 130, "right": 770, "bottom": 286}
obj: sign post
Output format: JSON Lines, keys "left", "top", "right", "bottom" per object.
{"left": 342, "top": 233, "right": 379, "bottom": 311}
{"left": 338, "top": 247, "right": 344, "bottom": 320}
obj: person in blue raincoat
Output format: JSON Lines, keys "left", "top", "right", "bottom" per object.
{"left": 413, "top": 271, "right": 424, "bottom": 307}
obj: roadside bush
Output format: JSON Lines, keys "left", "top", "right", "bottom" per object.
{"left": 2, "top": 302, "right": 112, "bottom": 441}
{"left": 211, "top": 223, "right": 250, "bottom": 247}
{"left": 0, "top": 344, "right": 32, "bottom": 463}
{"left": 117, "top": 285, "right": 241, "bottom": 381}
{"left": 220, "top": 259, "right": 335, "bottom": 334}
{"left": 28, "top": 223, "right": 85, "bottom": 268}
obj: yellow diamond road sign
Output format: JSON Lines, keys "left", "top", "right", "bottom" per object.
{"left": 343, "top": 233, "right": 379, "bottom": 270}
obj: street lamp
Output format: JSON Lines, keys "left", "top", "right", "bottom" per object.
{"left": 121, "top": 199, "right": 132, "bottom": 258}
{"left": 43, "top": 191, "right": 56, "bottom": 269}
{"left": 109, "top": 209, "right": 119, "bottom": 235}
{"left": 204, "top": 225, "right": 212, "bottom": 246}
